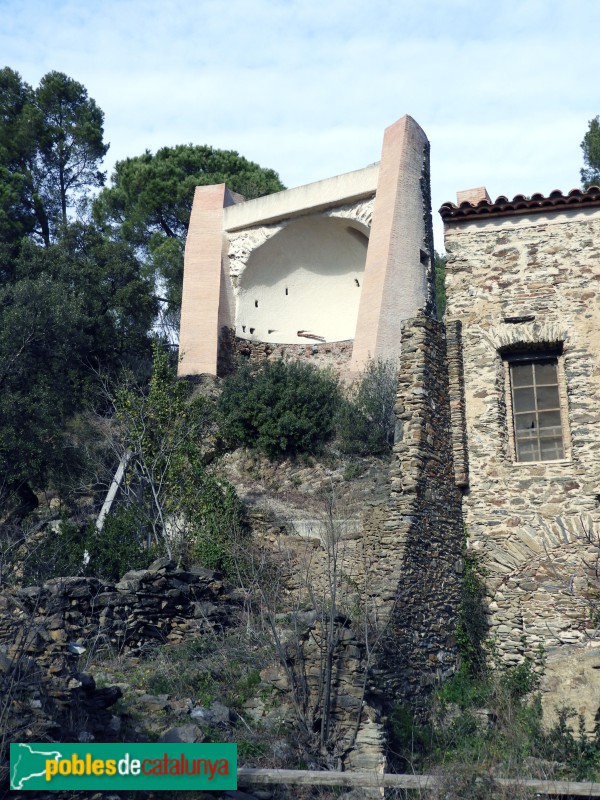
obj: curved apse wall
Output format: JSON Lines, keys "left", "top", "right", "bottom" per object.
{"left": 236, "top": 215, "right": 368, "bottom": 344}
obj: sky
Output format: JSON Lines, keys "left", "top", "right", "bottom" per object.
{"left": 1, "top": 0, "right": 599, "bottom": 250}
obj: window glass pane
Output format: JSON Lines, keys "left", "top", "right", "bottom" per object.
{"left": 540, "top": 437, "right": 564, "bottom": 461}
{"left": 508, "top": 355, "right": 566, "bottom": 463}
{"left": 516, "top": 440, "right": 538, "bottom": 461}
{"left": 511, "top": 364, "right": 533, "bottom": 387}
{"left": 537, "top": 385, "right": 560, "bottom": 410}
{"left": 513, "top": 387, "right": 536, "bottom": 412}
{"left": 515, "top": 413, "right": 537, "bottom": 432}
{"left": 538, "top": 410, "right": 561, "bottom": 431}
{"left": 535, "top": 361, "right": 558, "bottom": 385}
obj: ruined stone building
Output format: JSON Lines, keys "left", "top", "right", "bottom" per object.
{"left": 441, "top": 186, "right": 600, "bottom": 724}
{"left": 178, "top": 117, "right": 600, "bottom": 761}
{"left": 178, "top": 115, "right": 464, "bottom": 771}
{"left": 178, "top": 115, "right": 435, "bottom": 378}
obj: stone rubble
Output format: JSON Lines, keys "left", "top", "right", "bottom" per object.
{"left": 0, "top": 557, "right": 242, "bottom": 781}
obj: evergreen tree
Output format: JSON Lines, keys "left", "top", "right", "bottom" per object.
{"left": 0, "top": 67, "right": 108, "bottom": 245}
{"left": 94, "top": 144, "right": 285, "bottom": 333}
{"left": 581, "top": 115, "right": 600, "bottom": 190}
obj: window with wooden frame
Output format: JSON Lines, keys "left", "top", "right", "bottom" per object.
{"left": 505, "top": 349, "right": 567, "bottom": 463}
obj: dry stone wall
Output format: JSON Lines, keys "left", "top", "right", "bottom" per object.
{"left": 444, "top": 209, "right": 600, "bottom": 727}
{"left": 342, "top": 315, "right": 464, "bottom": 768}
{"left": 217, "top": 313, "right": 465, "bottom": 771}
{"left": 3, "top": 305, "right": 467, "bottom": 774}
{"left": 0, "top": 560, "right": 241, "bottom": 757}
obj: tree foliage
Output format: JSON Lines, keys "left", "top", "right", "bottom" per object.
{"left": 0, "top": 68, "right": 39, "bottom": 244}
{"left": 0, "top": 66, "right": 288, "bottom": 512}
{"left": 34, "top": 71, "right": 108, "bottom": 231}
{"left": 112, "top": 341, "right": 244, "bottom": 571}
{"left": 18, "top": 512, "right": 157, "bottom": 585}
{"left": 85, "top": 507, "right": 157, "bottom": 581}
{"left": 93, "top": 144, "right": 285, "bottom": 330}
{"left": 15, "top": 224, "right": 156, "bottom": 374}
{"left": 219, "top": 359, "right": 341, "bottom": 459}
{"left": 581, "top": 115, "right": 600, "bottom": 190}
{"left": 0, "top": 275, "right": 86, "bottom": 492}
{"left": 0, "top": 223, "right": 156, "bottom": 495}
{"left": 0, "top": 67, "right": 108, "bottom": 245}
{"left": 0, "top": 65, "right": 288, "bottom": 528}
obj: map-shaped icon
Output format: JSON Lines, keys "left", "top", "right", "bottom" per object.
{"left": 11, "top": 743, "right": 62, "bottom": 790}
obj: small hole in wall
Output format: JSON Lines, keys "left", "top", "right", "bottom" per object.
{"left": 504, "top": 315, "right": 535, "bottom": 324}
{"left": 249, "top": 327, "right": 255, "bottom": 334}
{"left": 354, "top": 278, "right": 360, "bottom": 287}
{"left": 255, "top": 300, "right": 259, "bottom": 307}
{"left": 285, "top": 288, "right": 288, "bottom": 296}
{"left": 420, "top": 249, "right": 429, "bottom": 266}
{"left": 242, "top": 325, "right": 246, "bottom": 333}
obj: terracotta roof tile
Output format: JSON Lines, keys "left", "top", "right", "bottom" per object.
{"left": 439, "top": 186, "right": 600, "bottom": 222}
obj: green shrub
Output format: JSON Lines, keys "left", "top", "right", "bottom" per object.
{"left": 393, "top": 647, "right": 600, "bottom": 783}
{"left": 456, "top": 550, "right": 489, "bottom": 676}
{"left": 343, "top": 460, "right": 367, "bottom": 481}
{"left": 436, "top": 665, "right": 493, "bottom": 710}
{"left": 499, "top": 652, "right": 543, "bottom": 701}
{"left": 187, "top": 476, "right": 246, "bottom": 573}
{"left": 219, "top": 359, "right": 341, "bottom": 458}
{"left": 336, "top": 358, "right": 397, "bottom": 455}
{"left": 387, "top": 703, "right": 432, "bottom": 771}
{"left": 112, "top": 340, "right": 245, "bottom": 575}
{"left": 85, "top": 506, "right": 158, "bottom": 581}
{"left": 540, "top": 707, "right": 600, "bottom": 780}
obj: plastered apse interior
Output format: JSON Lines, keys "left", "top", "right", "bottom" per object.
{"left": 235, "top": 216, "right": 369, "bottom": 344}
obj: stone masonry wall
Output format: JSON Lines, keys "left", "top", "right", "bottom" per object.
{"left": 444, "top": 210, "right": 600, "bottom": 727}
{"left": 217, "top": 327, "right": 354, "bottom": 376}
{"left": 274, "top": 314, "right": 464, "bottom": 769}
{"left": 365, "top": 315, "right": 464, "bottom": 718}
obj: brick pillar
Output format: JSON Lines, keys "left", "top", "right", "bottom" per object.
{"left": 178, "top": 184, "right": 228, "bottom": 376}
{"left": 351, "top": 115, "right": 432, "bottom": 371}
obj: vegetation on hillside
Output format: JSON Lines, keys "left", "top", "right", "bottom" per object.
{"left": 336, "top": 358, "right": 397, "bottom": 455}
{"left": 0, "top": 66, "right": 284, "bottom": 532}
{"left": 219, "top": 359, "right": 342, "bottom": 458}
{"left": 112, "top": 340, "right": 245, "bottom": 571}
{"left": 2, "top": 67, "right": 600, "bottom": 797}
{"left": 387, "top": 548, "right": 600, "bottom": 792}
{"left": 219, "top": 356, "right": 399, "bottom": 459}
